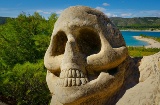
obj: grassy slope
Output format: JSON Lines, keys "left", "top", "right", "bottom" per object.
{"left": 128, "top": 47, "right": 160, "bottom": 57}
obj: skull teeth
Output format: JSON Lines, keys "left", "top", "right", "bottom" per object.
{"left": 60, "top": 69, "right": 86, "bottom": 79}
{"left": 58, "top": 69, "right": 88, "bottom": 87}
{"left": 57, "top": 77, "right": 88, "bottom": 87}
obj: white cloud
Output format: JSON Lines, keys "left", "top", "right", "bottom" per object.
{"left": 36, "top": 9, "right": 64, "bottom": 15}
{"left": 95, "top": 7, "right": 106, "bottom": 12}
{"left": 32, "top": 9, "right": 160, "bottom": 18}
{"left": 36, "top": 9, "right": 160, "bottom": 18}
{"left": 36, "top": 10, "right": 51, "bottom": 14}
{"left": 36, "top": 10, "right": 43, "bottom": 13}
{"left": 139, "top": 10, "right": 160, "bottom": 17}
{"left": 95, "top": 7, "right": 117, "bottom": 17}
{"left": 1, "top": 7, "right": 160, "bottom": 19}
{"left": 43, "top": 11, "right": 50, "bottom": 14}
{"left": 103, "top": 3, "right": 110, "bottom": 6}
{"left": 121, "top": 13, "right": 132, "bottom": 17}
{"left": 0, "top": 7, "right": 64, "bottom": 18}
{"left": 55, "top": 9, "right": 64, "bottom": 15}
{"left": 105, "top": 13, "right": 117, "bottom": 17}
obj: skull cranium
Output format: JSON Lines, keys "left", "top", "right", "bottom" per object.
{"left": 44, "top": 6, "right": 128, "bottom": 105}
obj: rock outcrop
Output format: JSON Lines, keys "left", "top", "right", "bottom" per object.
{"left": 44, "top": 5, "right": 160, "bottom": 105}
{"left": 44, "top": 6, "right": 128, "bottom": 105}
{"left": 117, "top": 52, "right": 160, "bottom": 105}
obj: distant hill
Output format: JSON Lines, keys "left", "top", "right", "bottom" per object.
{"left": 0, "top": 17, "right": 8, "bottom": 24}
{"left": 110, "top": 17, "right": 160, "bottom": 30}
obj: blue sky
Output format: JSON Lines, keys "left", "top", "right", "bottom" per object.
{"left": 0, "top": 0, "right": 160, "bottom": 18}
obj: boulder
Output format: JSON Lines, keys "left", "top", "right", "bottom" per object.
{"left": 44, "top": 5, "right": 160, "bottom": 105}
{"left": 117, "top": 52, "right": 160, "bottom": 105}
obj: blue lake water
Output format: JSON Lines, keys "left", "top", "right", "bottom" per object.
{"left": 121, "top": 31, "right": 160, "bottom": 46}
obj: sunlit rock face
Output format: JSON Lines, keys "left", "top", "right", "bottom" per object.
{"left": 44, "top": 6, "right": 128, "bottom": 105}
{"left": 117, "top": 52, "right": 160, "bottom": 105}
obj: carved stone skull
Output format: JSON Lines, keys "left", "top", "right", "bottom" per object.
{"left": 44, "top": 6, "right": 128, "bottom": 105}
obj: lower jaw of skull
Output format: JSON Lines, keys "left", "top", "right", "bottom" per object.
{"left": 47, "top": 57, "right": 129, "bottom": 104}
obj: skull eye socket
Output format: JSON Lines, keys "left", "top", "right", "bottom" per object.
{"left": 77, "top": 28, "right": 101, "bottom": 56}
{"left": 52, "top": 31, "right": 67, "bottom": 56}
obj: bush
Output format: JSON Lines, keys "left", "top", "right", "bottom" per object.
{"left": 0, "top": 12, "right": 57, "bottom": 104}
{"left": 128, "top": 46, "right": 160, "bottom": 57}
{"left": 0, "top": 60, "right": 51, "bottom": 105}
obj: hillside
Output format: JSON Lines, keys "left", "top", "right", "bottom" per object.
{"left": 110, "top": 17, "right": 160, "bottom": 30}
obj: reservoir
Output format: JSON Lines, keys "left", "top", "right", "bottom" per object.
{"left": 121, "top": 31, "right": 160, "bottom": 46}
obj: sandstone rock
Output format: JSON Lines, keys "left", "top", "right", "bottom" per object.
{"left": 44, "top": 6, "right": 128, "bottom": 105}
{"left": 117, "top": 52, "right": 160, "bottom": 105}
{"left": 44, "top": 5, "right": 160, "bottom": 105}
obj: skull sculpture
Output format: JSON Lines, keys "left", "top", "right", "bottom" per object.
{"left": 44, "top": 6, "right": 128, "bottom": 105}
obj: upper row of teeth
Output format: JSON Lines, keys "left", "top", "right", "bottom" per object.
{"left": 57, "top": 69, "right": 88, "bottom": 87}
{"left": 60, "top": 69, "right": 86, "bottom": 78}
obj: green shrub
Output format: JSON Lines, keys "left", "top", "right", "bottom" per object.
{"left": 128, "top": 46, "right": 160, "bottom": 57}
{"left": 0, "top": 60, "right": 51, "bottom": 105}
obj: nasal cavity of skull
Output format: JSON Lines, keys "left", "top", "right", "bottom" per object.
{"left": 77, "top": 28, "right": 101, "bottom": 56}
{"left": 52, "top": 31, "right": 68, "bottom": 56}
